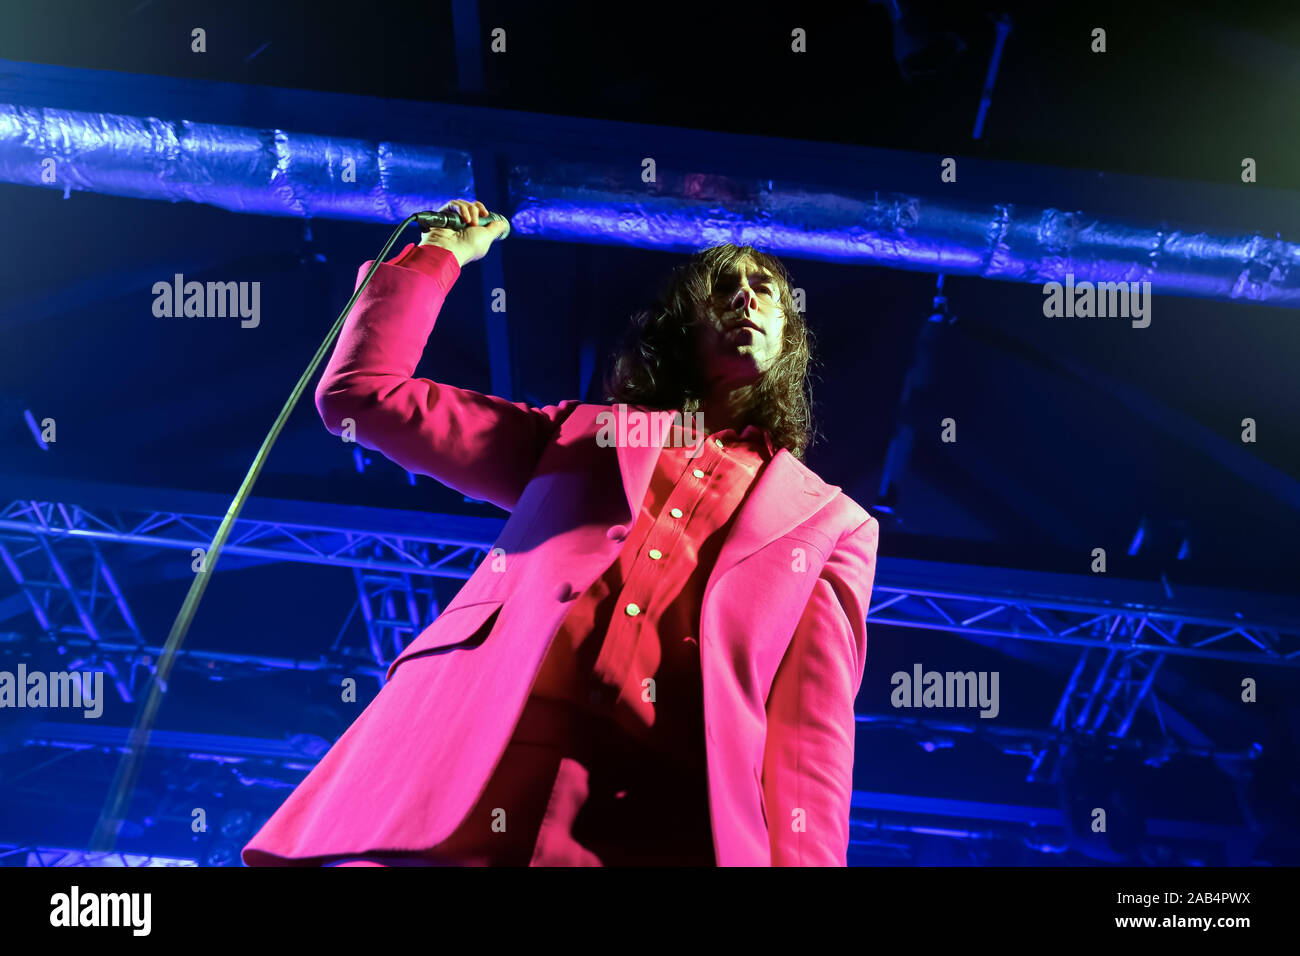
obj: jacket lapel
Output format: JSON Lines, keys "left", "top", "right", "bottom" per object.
{"left": 701, "top": 449, "right": 833, "bottom": 605}
{"left": 613, "top": 408, "right": 671, "bottom": 523}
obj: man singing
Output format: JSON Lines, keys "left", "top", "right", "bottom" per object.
{"left": 242, "top": 199, "right": 879, "bottom": 867}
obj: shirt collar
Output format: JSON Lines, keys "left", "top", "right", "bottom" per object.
{"left": 654, "top": 409, "right": 778, "bottom": 459}
{"left": 713, "top": 423, "right": 777, "bottom": 459}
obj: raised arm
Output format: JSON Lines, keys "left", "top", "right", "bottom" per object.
{"left": 315, "top": 202, "right": 579, "bottom": 510}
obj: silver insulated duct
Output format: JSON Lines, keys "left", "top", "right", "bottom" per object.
{"left": 2, "top": 102, "right": 1297, "bottom": 307}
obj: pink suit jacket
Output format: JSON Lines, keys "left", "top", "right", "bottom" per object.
{"left": 241, "top": 248, "right": 880, "bottom": 867}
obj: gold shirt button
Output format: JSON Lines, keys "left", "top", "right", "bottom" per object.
{"left": 669, "top": 507, "right": 683, "bottom": 518}
{"left": 692, "top": 468, "right": 705, "bottom": 478}
{"left": 648, "top": 549, "right": 662, "bottom": 559}
{"left": 625, "top": 602, "right": 641, "bottom": 616}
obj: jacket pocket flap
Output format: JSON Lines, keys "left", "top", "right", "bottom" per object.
{"left": 386, "top": 599, "right": 505, "bottom": 679}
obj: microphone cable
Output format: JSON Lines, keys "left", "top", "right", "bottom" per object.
{"left": 89, "top": 207, "right": 506, "bottom": 852}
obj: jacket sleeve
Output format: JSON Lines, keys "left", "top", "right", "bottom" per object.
{"left": 761, "top": 514, "right": 879, "bottom": 866}
{"left": 315, "top": 243, "right": 581, "bottom": 511}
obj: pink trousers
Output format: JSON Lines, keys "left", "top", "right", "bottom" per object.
{"left": 327, "top": 695, "right": 715, "bottom": 867}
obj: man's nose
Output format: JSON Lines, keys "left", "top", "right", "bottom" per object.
{"left": 730, "top": 285, "right": 756, "bottom": 313}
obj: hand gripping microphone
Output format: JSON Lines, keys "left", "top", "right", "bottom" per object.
{"left": 417, "top": 209, "right": 511, "bottom": 239}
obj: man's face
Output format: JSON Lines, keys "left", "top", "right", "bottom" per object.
{"left": 691, "top": 257, "right": 787, "bottom": 388}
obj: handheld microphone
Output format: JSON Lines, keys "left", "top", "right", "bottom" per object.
{"left": 417, "top": 209, "right": 511, "bottom": 239}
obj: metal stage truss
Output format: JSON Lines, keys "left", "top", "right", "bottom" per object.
{"left": 1, "top": 479, "right": 1295, "bottom": 862}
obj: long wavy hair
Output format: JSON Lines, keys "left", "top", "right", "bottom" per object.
{"left": 601, "top": 243, "right": 818, "bottom": 460}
